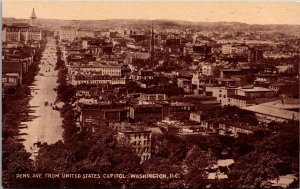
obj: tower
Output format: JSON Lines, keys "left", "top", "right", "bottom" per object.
{"left": 29, "top": 8, "right": 37, "bottom": 26}
{"left": 149, "top": 22, "right": 155, "bottom": 66}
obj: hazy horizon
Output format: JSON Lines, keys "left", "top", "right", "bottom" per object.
{"left": 3, "top": 1, "right": 300, "bottom": 25}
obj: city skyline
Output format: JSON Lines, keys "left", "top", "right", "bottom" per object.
{"left": 3, "top": 1, "right": 300, "bottom": 25}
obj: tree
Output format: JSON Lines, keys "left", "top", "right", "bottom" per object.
{"left": 140, "top": 157, "right": 184, "bottom": 188}
{"left": 229, "top": 151, "right": 282, "bottom": 188}
{"left": 184, "top": 145, "right": 217, "bottom": 188}
{"left": 2, "top": 139, "right": 34, "bottom": 188}
{"left": 35, "top": 126, "right": 142, "bottom": 188}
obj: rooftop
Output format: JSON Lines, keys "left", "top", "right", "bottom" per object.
{"left": 243, "top": 100, "right": 299, "bottom": 120}
{"left": 238, "top": 87, "right": 274, "bottom": 92}
{"left": 217, "top": 159, "right": 235, "bottom": 167}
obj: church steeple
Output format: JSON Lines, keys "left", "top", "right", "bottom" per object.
{"left": 29, "top": 8, "right": 37, "bottom": 26}
{"left": 31, "top": 8, "right": 37, "bottom": 19}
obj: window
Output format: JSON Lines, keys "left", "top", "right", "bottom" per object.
{"left": 219, "top": 94, "right": 221, "bottom": 97}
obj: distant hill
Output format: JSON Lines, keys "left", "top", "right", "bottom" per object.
{"left": 3, "top": 17, "right": 300, "bottom": 36}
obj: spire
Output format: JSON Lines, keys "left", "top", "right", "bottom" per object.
{"left": 149, "top": 22, "right": 155, "bottom": 66}
{"left": 31, "top": 8, "right": 37, "bottom": 19}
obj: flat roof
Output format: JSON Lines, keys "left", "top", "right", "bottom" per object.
{"left": 238, "top": 87, "right": 274, "bottom": 92}
{"left": 243, "top": 101, "right": 299, "bottom": 120}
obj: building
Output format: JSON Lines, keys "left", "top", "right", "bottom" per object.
{"left": 202, "top": 64, "right": 214, "bottom": 76}
{"left": 218, "top": 120, "right": 258, "bottom": 137}
{"left": 2, "top": 24, "right": 42, "bottom": 44}
{"left": 206, "top": 86, "right": 235, "bottom": 105}
{"left": 29, "top": 8, "right": 38, "bottom": 26}
{"left": 177, "top": 78, "right": 192, "bottom": 93}
{"left": 70, "top": 73, "right": 125, "bottom": 86}
{"left": 137, "top": 69, "right": 154, "bottom": 81}
{"left": 2, "top": 73, "right": 20, "bottom": 88}
{"left": 2, "top": 25, "right": 22, "bottom": 43}
{"left": 129, "top": 104, "right": 163, "bottom": 122}
{"left": 275, "top": 64, "right": 293, "bottom": 73}
{"left": 227, "top": 95, "right": 256, "bottom": 108}
{"left": 243, "top": 100, "right": 300, "bottom": 123}
{"left": 166, "top": 101, "right": 197, "bottom": 118}
{"left": 236, "top": 87, "right": 275, "bottom": 98}
{"left": 2, "top": 49, "right": 34, "bottom": 86}
{"left": 59, "top": 26, "right": 77, "bottom": 41}
{"left": 248, "top": 47, "right": 264, "bottom": 63}
{"left": 183, "top": 94, "right": 221, "bottom": 108}
{"left": 80, "top": 108, "right": 128, "bottom": 131}
{"left": 118, "top": 126, "right": 152, "bottom": 163}
{"left": 139, "top": 93, "right": 167, "bottom": 101}
{"left": 27, "top": 26, "right": 42, "bottom": 42}
{"left": 69, "top": 64, "right": 122, "bottom": 77}
{"left": 269, "top": 82, "right": 299, "bottom": 97}
{"left": 222, "top": 44, "right": 248, "bottom": 55}
{"left": 2, "top": 9, "right": 42, "bottom": 44}
{"left": 76, "top": 28, "right": 94, "bottom": 38}
{"left": 206, "top": 86, "right": 275, "bottom": 107}
{"left": 189, "top": 111, "right": 209, "bottom": 123}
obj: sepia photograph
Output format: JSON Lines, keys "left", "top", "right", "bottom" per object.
{"left": 2, "top": 1, "right": 300, "bottom": 188}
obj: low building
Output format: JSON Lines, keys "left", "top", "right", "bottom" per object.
{"left": 183, "top": 94, "right": 221, "bottom": 108}
{"left": 202, "top": 64, "right": 214, "bottom": 76}
{"left": 2, "top": 73, "right": 20, "bottom": 88}
{"left": 139, "top": 93, "right": 167, "bottom": 101}
{"left": 59, "top": 26, "right": 77, "bottom": 41}
{"left": 129, "top": 104, "right": 163, "bottom": 122}
{"left": 70, "top": 73, "right": 125, "bottom": 86}
{"left": 167, "top": 101, "right": 197, "bottom": 117}
{"left": 206, "top": 86, "right": 275, "bottom": 107}
{"left": 236, "top": 86, "right": 275, "bottom": 98}
{"left": 69, "top": 64, "right": 122, "bottom": 77}
{"left": 80, "top": 108, "right": 128, "bottom": 131}
{"left": 189, "top": 111, "right": 208, "bottom": 123}
{"left": 2, "top": 60, "right": 24, "bottom": 85}
{"left": 218, "top": 120, "right": 258, "bottom": 137}
{"left": 76, "top": 28, "right": 94, "bottom": 38}
{"left": 243, "top": 100, "right": 300, "bottom": 123}
{"left": 243, "top": 101, "right": 300, "bottom": 123}
{"left": 137, "top": 69, "right": 154, "bottom": 81}
{"left": 177, "top": 78, "right": 192, "bottom": 93}
{"left": 227, "top": 95, "right": 256, "bottom": 108}
{"left": 222, "top": 44, "right": 248, "bottom": 55}
{"left": 269, "top": 82, "right": 299, "bottom": 97}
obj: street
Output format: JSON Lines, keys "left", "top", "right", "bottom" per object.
{"left": 20, "top": 38, "right": 63, "bottom": 156}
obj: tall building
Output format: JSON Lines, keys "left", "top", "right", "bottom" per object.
{"left": 117, "top": 126, "right": 152, "bottom": 163}
{"left": 29, "top": 8, "right": 37, "bottom": 26}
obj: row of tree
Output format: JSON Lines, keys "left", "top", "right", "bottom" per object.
{"left": 2, "top": 42, "right": 47, "bottom": 188}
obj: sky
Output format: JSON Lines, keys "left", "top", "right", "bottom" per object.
{"left": 2, "top": 1, "right": 300, "bottom": 25}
